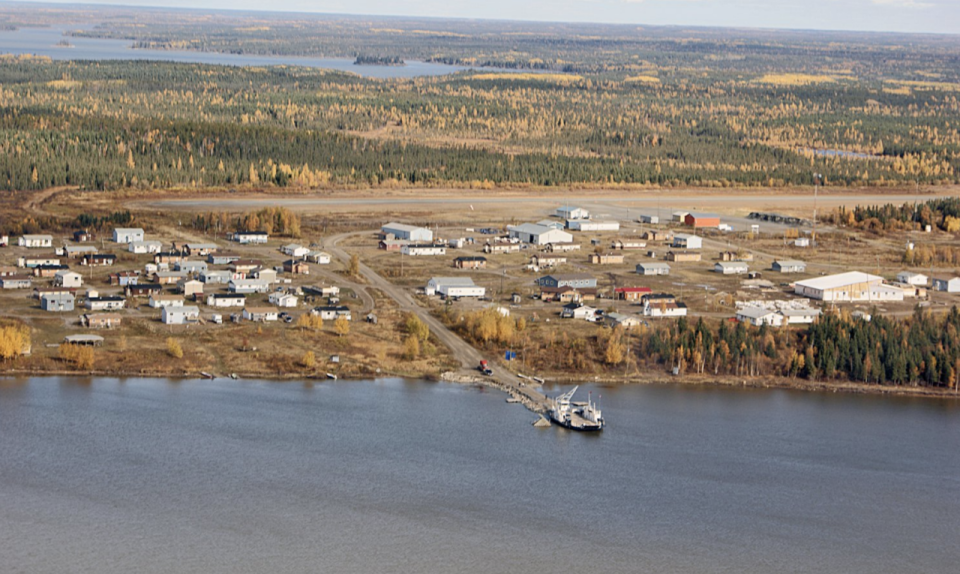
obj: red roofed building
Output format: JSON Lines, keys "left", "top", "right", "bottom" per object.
{"left": 615, "top": 286, "right": 653, "bottom": 302}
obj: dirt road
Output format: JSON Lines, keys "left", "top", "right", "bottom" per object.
{"left": 325, "top": 230, "right": 551, "bottom": 413}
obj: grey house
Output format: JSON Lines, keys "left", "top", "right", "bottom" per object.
{"left": 41, "top": 292, "right": 75, "bottom": 312}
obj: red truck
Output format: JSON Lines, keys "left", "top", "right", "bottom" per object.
{"left": 478, "top": 360, "right": 493, "bottom": 376}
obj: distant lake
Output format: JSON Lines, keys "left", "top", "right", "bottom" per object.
{"left": 2, "top": 376, "right": 959, "bottom": 574}
{"left": 0, "top": 26, "right": 480, "bottom": 78}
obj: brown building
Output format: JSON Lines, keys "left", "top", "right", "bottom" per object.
{"left": 283, "top": 260, "right": 310, "bottom": 275}
{"left": 82, "top": 313, "right": 123, "bottom": 329}
{"left": 666, "top": 251, "right": 702, "bottom": 262}
{"left": 589, "top": 253, "right": 625, "bottom": 265}
{"left": 454, "top": 256, "right": 487, "bottom": 270}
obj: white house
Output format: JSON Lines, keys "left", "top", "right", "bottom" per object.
{"left": 229, "top": 279, "right": 271, "bottom": 294}
{"left": 637, "top": 262, "right": 671, "bottom": 276}
{"left": 161, "top": 305, "right": 200, "bottom": 325}
{"left": 560, "top": 303, "right": 599, "bottom": 321}
{"left": 794, "top": 272, "right": 902, "bottom": 302}
{"left": 401, "top": 244, "right": 447, "bottom": 256}
{"left": 149, "top": 294, "right": 185, "bottom": 309}
{"left": 932, "top": 277, "right": 960, "bottom": 293}
{"left": 112, "top": 228, "right": 145, "bottom": 243}
{"left": 176, "top": 260, "right": 208, "bottom": 274}
{"left": 86, "top": 296, "right": 126, "bottom": 311}
{"left": 672, "top": 234, "right": 702, "bottom": 250}
{"left": 779, "top": 307, "right": 821, "bottom": 325}
{"left": 269, "top": 292, "right": 298, "bottom": 308}
{"left": 281, "top": 244, "right": 310, "bottom": 258}
{"left": 736, "top": 306, "right": 784, "bottom": 327}
{"left": 178, "top": 279, "right": 204, "bottom": 298}
{"left": 128, "top": 240, "right": 163, "bottom": 254}
{"left": 507, "top": 223, "right": 573, "bottom": 246}
{"left": 773, "top": 260, "right": 807, "bottom": 274}
{"left": 605, "top": 312, "right": 643, "bottom": 329}
{"left": 232, "top": 231, "right": 269, "bottom": 244}
{"left": 307, "top": 251, "right": 332, "bottom": 264}
{"left": 242, "top": 307, "right": 280, "bottom": 322}
{"left": 252, "top": 268, "right": 278, "bottom": 283}
{"left": 18, "top": 234, "right": 53, "bottom": 248}
{"left": 54, "top": 270, "right": 83, "bottom": 288}
{"left": 714, "top": 261, "right": 749, "bottom": 275}
{"left": 426, "top": 277, "right": 486, "bottom": 298}
{"left": 382, "top": 222, "right": 433, "bottom": 242}
{"left": 312, "top": 306, "right": 352, "bottom": 321}
{"left": 556, "top": 206, "right": 589, "bottom": 220}
{"left": 897, "top": 271, "right": 928, "bottom": 286}
{"left": 566, "top": 220, "right": 620, "bottom": 232}
{"left": 207, "top": 293, "right": 246, "bottom": 307}
{"left": 638, "top": 214, "right": 659, "bottom": 224}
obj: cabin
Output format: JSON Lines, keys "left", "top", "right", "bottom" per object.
{"left": 483, "top": 243, "right": 520, "bottom": 254}
{"left": 637, "top": 215, "right": 659, "bottom": 225}
{"left": 269, "top": 292, "right": 298, "bottom": 308}
{"left": 897, "top": 271, "right": 928, "bottom": 286}
{"left": 229, "top": 259, "right": 263, "bottom": 274}
{"left": 932, "top": 277, "right": 960, "bottom": 293}
{"left": 252, "top": 268, "right": 278, "bottom": 283}
{"left": 539, "top": 286, "right": 597, "bottom": 303}
{"left": 154, "top": 252, "right": 184, "bottom": 265}
{"left": 637, "top": 262, "right": 670, "bottom": 276}
{"left": 109, "top": 271, "right": 140, "bottom": 286}
{"left": 589, "top": 253, "right": 624, "bottom": 265}
{"left": 161, "top": 306, "right": 200, "bottom": 325}
{"left": 229, "top": 279, "right": 271, "bottom": 294}
{"left": 34, "top": 264, "right": 69, "bottom": 278}
{"left": 283, "top": 259, "right": 310, "bottom": 275}
{"left": 242, "top": 307, "right": 280, "bottom": 322}
{"left": 556, "top": 206, "right": 589, "bottom": 220}
{"left": 672, "top": 234, "right": 702, "bottom": 250}
{"left": 772, "top": 260, "right": 806, "bottom": 274}
{"left": 605, "top": 312, "right": 643, "bottom": 329}
{"left": 231, "top": 231, "right": 269, "bottom": 244}
{"left": 81, "top": 313, "right": 122, "bottom": 329}
{"left": 18, "top": 255, "right": 61, "bottom": 268}
{"left": 86, "top": 296, "right": 126, "bottom": 311}
{"left": 544, "top": 242, "right": 581, "bottom": 253}
{"left": 54, "top": 271, "right": 83, "bottom": 288}
{"left": 308, "top": 251, "right": 332, "bottom": 264}
{"left": 40, "top": 292, "right": 75, "bottom": 312}
{"left": 611, "top": 239, "right": 647, "bottom": 250}
{"left": 178, "top": 279, "right": 204, "bottom": 298}
{"left": 73, "top": 230, "right": 93, "bottom": 242}
{"left": 641, "top": 293, "right": 688, "bottom": 317}
{"left": 281, "top": 244, "right": 310, "bottom": 258}
{"left": 207, "top": 293, "right": 246, "bottom": 307}
{"left": 736, "top": 306, "right": 783, "bottom": 327}
{"left": 538, "top": 273, "right": 597, "bottom": 289}
{"left": 18, "top": 234, "right": 53, "bottom": 248}
{"left": 714, "top": 261, "right": 749, "bottom": 275}
{"left": 62, "top": 245, "right": 98, "bottom": 258}
{"left": 566, "top": 220, "right": 620, "bottom": 232}
{"left": 312, "top": 306, "right": 352, "bottom": 321}
{"left": 530, "top": 254, "right": 566, "bottom": 269}
{"left": 641, "top": 230, "right": 670, "bottom": 242}
{"left": 0, "top": 266, "right": 18, "bottom": 277}
{"left": 379, "top": 239, "right": 408, "bottom": 252}
{"left": 208, "top": 253, "right": 242, "bottom": 265}
{"left": 454, "top": 256, "right": 487, "bottom": 270}
{"left": 0, "top": 275, "right": 32, "bottom": 289}
{"left": 401, "top": 244, "right": 447, "bottom": 256}
{"left": 560, "top": 303, "right": 600, "bottom": 321}
{"left": 128, "top": 240, "right": 164, "bottom": 254}
{"left": 175, "top": 260, "right": 208, "bottom": 274}
{"left": 80, "top": 253, "right": 117, "bottom": 267}
{"left": 154, "top": 271, "right": 188, "bottom": 285}
{"left": 183, "top": 243, "right": 219, "bottom": 256}
{"left": 149, "top": 294, "right": 185, "bottom": 309}
{"left": 125, "top": 283, "right": 162, "bottom": 298}
{"left": 666, "top": 251, "right": 701, "bottom": 262}
{"left": 112, "top": 228, "right": 145, "bottom": 243}
{"left": 200, "top": 270, "right": 234, "bottom": 285}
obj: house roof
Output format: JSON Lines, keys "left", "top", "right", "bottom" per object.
{"left": 616, "top": 287, "right": 653, "bottom": 293}
{"left": 737, "top": 306, "right": 778, "bottom": 319}
{"left": 383, "top": 222, "right": 429, "bottom": 232}
{"left": 244, "top": 306, "right": 278, "bottom": 314}
{"left": 429, "top": 277, "right": 478, "bottom": 287}
{"left": 210, "top": 293, "right": 245, "bottom": 299}
{"left": 64, "top": 334, "right": 104, "bottom": 344}
{"left": 638, "top": 262, "right": 671, "bottom": 269}
{"left": 455, "top": 256, "right": 487, "bottom": 262}
{"left": 774, "top": 260, "right": 806, "bottom": 267}
{"left": 795, "top": 271, "right": 883, "bottom": 291}
{"left": 716, "top": 261, "right": 748, "bottom": 268}
{"left": 543, "top": 273, "right": 596, "bottom": 281}
{"left": 686, "top": 212, "right": 721, "bottom": 219}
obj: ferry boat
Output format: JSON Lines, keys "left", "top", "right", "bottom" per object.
{"left": 548, "top": 386, "right": 604, "bottom": 431}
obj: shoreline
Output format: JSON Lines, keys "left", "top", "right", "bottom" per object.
{"left": 3, "top": 367, "right": 958, "bottom": 400}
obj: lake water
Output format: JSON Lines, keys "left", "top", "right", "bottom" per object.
{"left": 1, "top": 376, "right": 958, "bottom": 573}
{"left": 0, "top": 26, "right": 476, "bottom": 78}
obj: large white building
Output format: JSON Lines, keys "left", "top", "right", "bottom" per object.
{"left": 507, "top": 223, "right": 573, "bottom": 246}
{"left": 54, "top": 270, "right": 83, "bottom": 288}
{"left": 113, "top": 228, "right": 145, "bottom": 243}
{"left": 401, "top": 244, "right": 447, "bottom": 256}
{"left": 794, "top": 271, "right": 903, "bottom": 302}
{"left": 128, "top": 240, "right": 163, "bottom": 254}
{"left": 897, "top": 271, "right": 929, "bottom": 286}
{"left": 232, "top": 231, "right": 269, "bottom": 244}
{"left": 229, "top": 279, "right": 271, "bottom": 294}
{"left": 426, "top": 277, "right": 486, "bottom": 298}
{"left": 672, "top": 233, "right": 702, "bottom": 250}
{"left": 382, "top": 222, "right": 433, "bottom": 242}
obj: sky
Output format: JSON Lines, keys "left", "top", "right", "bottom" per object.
{"left": 15, "top": 0, "right": 960, "bottom": 35}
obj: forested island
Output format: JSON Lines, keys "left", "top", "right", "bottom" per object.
{"left": 353, "top": 55, "right": 404, "bottom": 66}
